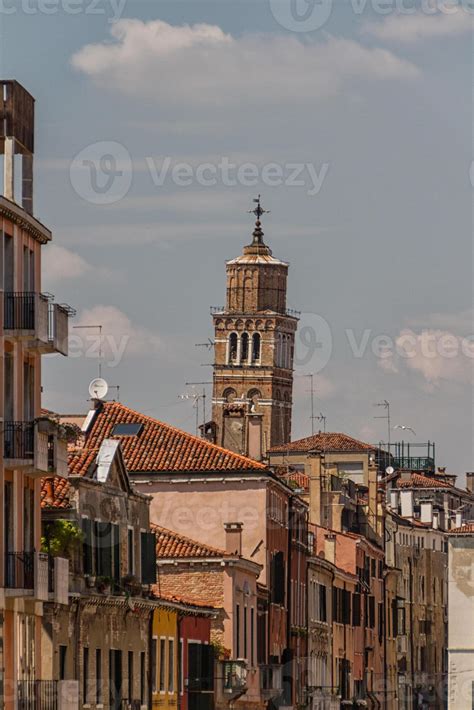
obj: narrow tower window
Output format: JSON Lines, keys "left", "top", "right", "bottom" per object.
{"left": 241, "top": 332, "right": 249, "bottom": 363}
{"left": 252, "top": 332, "right": 261, "bottom": 362}
{"left": 228, "top": 333, "right": 238, "bottom": 363}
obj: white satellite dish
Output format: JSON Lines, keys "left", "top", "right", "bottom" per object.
{"left": 89, "top": 377, "right": 109, "bottom": 401}
{"left": 386, "top": 466, "right": 395, "bottom": 475}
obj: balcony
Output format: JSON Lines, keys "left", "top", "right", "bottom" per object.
{"left": 260, "top": 664, "right": 283, "bottom": 700}
{"left": 5, "top": 551, "right": 49, "bottom": 600}
{"left": 393, "top": 457, "right": 435, "bottom": 473}
{"left": 3, "top": 292, "right": 74, "bottom": 355}
{"left": 222, "top": 660, "right": 248, "bottom": 697}
{"left": 4, "top": 420, "right": 69, "bottom": 477}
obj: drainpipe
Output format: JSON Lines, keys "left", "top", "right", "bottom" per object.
{"left": 383, "top": 570, "right": 388, "bottom": 710}
{"left": 408, "top": 558, "right": 414, "bottom": 710}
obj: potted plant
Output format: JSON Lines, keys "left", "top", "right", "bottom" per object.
{"left": 96, "top": 576, "right": 112, "bottom": 594}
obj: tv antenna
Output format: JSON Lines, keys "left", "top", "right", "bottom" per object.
{"left": 374, "top": 400, "right": 391, "bottom": 450}
{"left": 183, "top": 381, "right": 212, "bottom": 435}
{"left": 317, "top": 412, "right": 327, "bottom": 433}
{"left": 88, "top": 377, "right": 109, "bottom": 401}
{"left": 297, "top": 373, "right": 316, "bottom": 435}
{"left": 195, "top": 339, "right": 215, "bottom": 351}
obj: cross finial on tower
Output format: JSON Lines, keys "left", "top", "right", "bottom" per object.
{"left": 248, "top": 194, "right": 270, "bottom": 221}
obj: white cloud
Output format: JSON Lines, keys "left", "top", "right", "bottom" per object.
{"left": 43, "top": 245, "right": 115, "bottom": 283}
{"left": 364, "top": 9, "right": 472, "bottom": 43}
{"left": 71, "top": 19, "right": 420, "bottom": 109}
{"left": 72, "top": 305, "right": 162, "bottom": 366}
{"left": 377, "top": 328, "right": 474, "bottom": 387}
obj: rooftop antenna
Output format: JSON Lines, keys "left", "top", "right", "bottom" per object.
{"left": 88, "top": 377, "right": 108, "bottom": 401}
{"left": 317, "top": 412, "right": 327, "bottom": 433}
{"left": 374, "top": 399, "right": 391, "bottom": 452}
{"left": 185, "top": 381, "right": 212, "bottom": 435}
{"left": 108, "top": 385, "right": 120, "bottom": 402}
{"left": 296, "top": 373, "right": 316, "bottom": 435}
{"left": 74, "top": 324, "right": 103, "bottom": 378}
{"left": 195, "top": 339, "right": 215, "bottom": 351}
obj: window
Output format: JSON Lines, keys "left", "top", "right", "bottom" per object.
{"left": 236, "top": 604, "right": 240, "bottom": 658}
{"left": 59, "top": 646, "right": 67, "bottom": 681}
{"left": 318, "top": 584, "right": 327, "bottom": 622}
{"left": 271, "top": 552, "right": 285, "bottom": 605}
{"left": 168, "top": 639, "right": 174, "bottom": 693}
{"left": 82, "top": 518, "right": 93, "bottom": 575}
{"left": 241, "top": 332, "right": 249, "bottom": 363}
{"left": 244, "top": 606, "right": 248, "bottom": 660}
{"left": 96, "top": 649, "right": 102, "bottom": 705}
{"left": 159, "top": 638, "right": 166, "bottom": 692}
{"left": 179, "top": 640, "right": 184, "bottom": 695}
{"left": 352, "top": 593, "right": 361, "bottom": 627}
{"left": 111, "top": 422, "right": 143, "bottom": 437}
{"left": 250, "top": 608, "right": 255, "bottom": 667}
{"left": 151, "top": 638, "right": 158, "bottom": 693}
{"left": 228, "top": 333, "right": 238, "bottom": 363}
{"left": 83, "top": 648, "right": 89, "bottom": 703}
{"left": 128, "top": 651, "right": 133, "bottom": 702}
{"left": 141, "top": 530, "right": 157, "bottom": 584}
{"left": 140, "top": 651, "right": 146, "bottom": 704}
{"left": 252, "top": 332, "right": 261, "bottom": 361}
{"left": 128, "top": 528, "right": 134, "bottom": 575}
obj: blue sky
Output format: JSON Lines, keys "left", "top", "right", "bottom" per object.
{"left": 1, "top": 1, "right": 472, "bottom": 475}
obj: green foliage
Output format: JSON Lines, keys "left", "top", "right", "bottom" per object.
{"left": 41, "top": 520, "right": 84, "bottom": 558}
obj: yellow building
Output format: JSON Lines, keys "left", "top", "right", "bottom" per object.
{"left": 151, "top": 607, "right": 179, "bottom": 710}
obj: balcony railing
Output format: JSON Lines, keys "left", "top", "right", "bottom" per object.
{"left": 4, "top": 421, "right": 34, "bottom": 461}
{"left": 3, "top": 292, "right": 74, "bottom": 355}
{"left": 5, "top": 551, "right": 48, "bottom": 599}
{"left": 223, "top": 660, "right": 247, "bottom": 695}
{"left": 393, "top": 457, "right": 435, "bottom": 473}
{"left": 18, "top": 680, "right": 59, "bottom": 710}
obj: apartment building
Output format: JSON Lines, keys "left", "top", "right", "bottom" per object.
{"left": 0, "top": 80, "right": 73, "bottom": 710}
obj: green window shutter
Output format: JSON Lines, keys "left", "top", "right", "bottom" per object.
{"left": 82, "top": 518, "right": 93, "bottom": 575}
{"left": 98, "top": 522, "right": 112, "bottom": 578}
{"left": 140, "top": 531, "right": 157, "bottom": 584}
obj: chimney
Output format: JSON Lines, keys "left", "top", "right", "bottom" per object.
{"left": 400, "top": 490, "right": 414, "bottom": 519}
{"left": 455, "top": 512, "right": 462, "bottom": 529}
{"left": 432, "top": 512, "right": 439, "bottom": 530}
{"left": 224, "top": 522, "right": 243, "bottom": 556}
{"left": 309, "top": 455, "right": 322, "bottom": 526}
{"left": 389, "top": 490, "right": 399, "bottom": 511}
{"left": 368, "top": 455, "right": 377, "bottom": 532}
{"left": 420, "top": 501, "right": 433, "bottom": 525}
{"left": 466, "top": 472, "right": 474, "bottom": 494}
{"left": 324, "top": 533, "right": 336, "bottom": 565}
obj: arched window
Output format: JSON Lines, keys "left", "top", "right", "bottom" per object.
{"left": 241, "top": 332, "right": 249, "bottom": 363}
{"left": 252, "top": 332, "right": 261, "bottom": 362}
{"left": 228, "top": 332, "right": 238, "bottom": 364}
{"left": 248, "top": 389, "right": 261, "bottom": 405}
{"left": 223, "top": 388, "right": 237, "bottom": 403}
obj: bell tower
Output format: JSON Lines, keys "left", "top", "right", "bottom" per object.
{"left": 211, "top": 197, "right": 298, "bottom": 459}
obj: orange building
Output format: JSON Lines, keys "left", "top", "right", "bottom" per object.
{"left": 0, "top": 80, "right": 73, "bottom": 708}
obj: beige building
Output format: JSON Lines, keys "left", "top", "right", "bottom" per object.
{"left": 0, "top": 80, "right": 73, "bottom": 710}
{"left": 447, "top": 523, "right": 474, "bottom": 710}
{"left": 210, "top": 198, "right": 298, "bottom": 458}
{"left": 41, "top": 438, "right": 157, "bottom": 709}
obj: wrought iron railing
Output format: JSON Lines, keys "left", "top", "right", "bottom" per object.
{"left": 393, "top": 457, "right": 435, "bottom": 472}
{"left": 4, "top": 292, "right": 40, "bottom": 330}
{"left": 18, "top": 680, "right": 58, "bottom": 710}
{"left": 4, "top": 421, "right": 34, "bottom": 459}
{"left": 5, "top": 551, "right": 35, "bottom": 589}
{"left": 223, "top": 660, "right": 247, "bottom": 693}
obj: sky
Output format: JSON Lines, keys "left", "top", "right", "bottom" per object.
{"left": 1, "top": 0, "right": 473, "bottom": 476}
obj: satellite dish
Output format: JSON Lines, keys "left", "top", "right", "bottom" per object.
{"left": 89, "top": 378, "right": 109, "bottom": 401}
{"left": 386, "top": 466, "right": 394, "bottom": 475}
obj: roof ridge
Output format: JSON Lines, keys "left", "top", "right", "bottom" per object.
{"left": 102, "top": 401, "right": 267, "bottom": 470}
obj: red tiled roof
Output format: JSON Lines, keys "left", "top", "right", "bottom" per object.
{"left": 68, "top": 449, "right": 99, "bottom": 477}
{"left": 396, "top": 472, "right": 451, "bottom": 489}
{"left": 152, "top": 588, "right": 218, "bottom": 610}
{"left": 152, "top": 524, "right": 227, "bottom": 559}
{"left": 448, "top": 523, "right": 474, "bottom": 535}
{"left": 269, "top": 432, "right": 375, "bottom": 454}
{"left": 79, "top": 401, "right": 266, "bottom": 475}
{"left": 41, "top": 476, "right": 72, "bottom": 509}
{"left": 275, "top": 467, "right": 309, "bottom": 491}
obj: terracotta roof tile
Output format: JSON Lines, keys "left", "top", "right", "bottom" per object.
{"left": 396, "top": 472, "right": 451, "bottom": 489}
{"left": 152, "top": 524, "right": 228, "bottom": 559}
{"left": 269, "top": 431, "right": 376, "bottom": 454}
{"left": 448, "top": 523, "right": 474, "bottom": 534}
{"left": 79, "top": 401, "right": 266, "bottom": 475}
{"left": 40, "top": 476, "right": 72, "bottom": 509}
{"left": 68, "top": 449, "right": 99, "bottom": 477}
{"left": 151, "top": 588, "right": 217, "bottom": 609}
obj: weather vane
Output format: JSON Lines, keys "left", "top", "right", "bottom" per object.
{"left": 248, "top": 194, "right": 270, "bottom": 220}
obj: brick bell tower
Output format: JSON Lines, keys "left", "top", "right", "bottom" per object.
{"left": 211, "top": 196, "right": 298, "bottom": 460}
